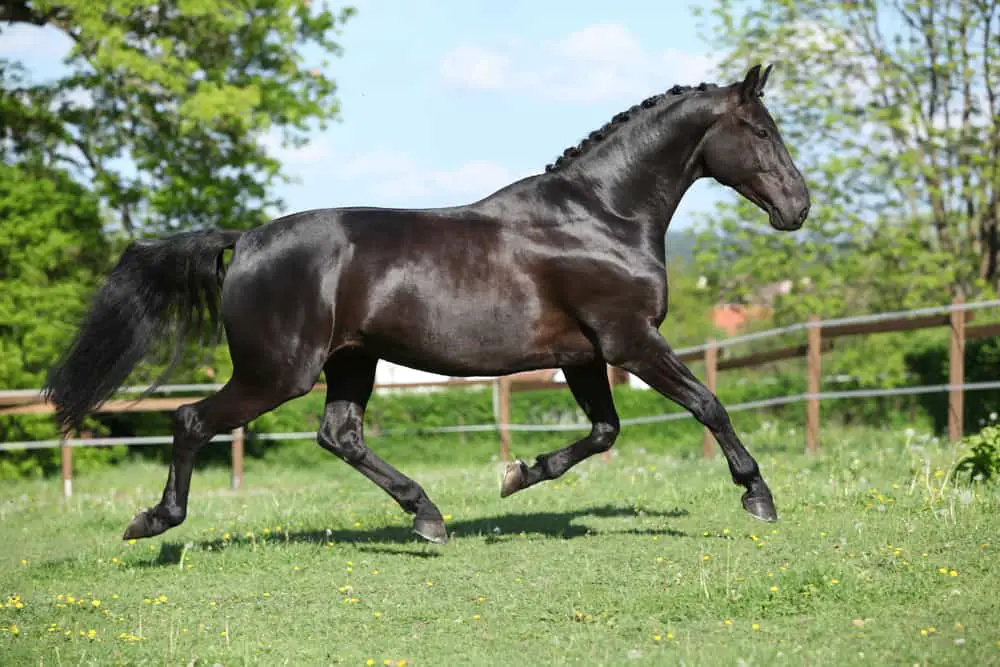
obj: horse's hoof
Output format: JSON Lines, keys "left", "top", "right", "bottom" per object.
{"left": 500, "top": 459, "right": 528, "bottom": 498}
{"left": 413, "top": 516, "right": 448, "bottom": 545}
{"left": 122, "top": 509, "right": 159, "bottom": 540}
{"left": 742, "top": 488, "right": 778, "bottom": 523}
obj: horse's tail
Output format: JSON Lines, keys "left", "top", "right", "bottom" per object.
{"left": 44, "top": 229, "right": 244, "bottom": 432}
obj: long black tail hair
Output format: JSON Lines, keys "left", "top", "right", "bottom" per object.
{"left": 44, "top": 229, "right": 243, "bottom": 432}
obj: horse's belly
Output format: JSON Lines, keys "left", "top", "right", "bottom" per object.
{"left": 360, "top": 297, "right": 596, "bottom": 376}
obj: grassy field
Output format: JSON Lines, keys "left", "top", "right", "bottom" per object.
{"left": 1, "top": 425, "right": 998, "bottom": 666}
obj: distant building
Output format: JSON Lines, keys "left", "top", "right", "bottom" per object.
{"left": 709, "top": 278, "right": 803, "bottom": 336}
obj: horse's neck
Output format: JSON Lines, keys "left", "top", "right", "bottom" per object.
{"left": 557, "top": 106, "right": 714, "bottom": 235}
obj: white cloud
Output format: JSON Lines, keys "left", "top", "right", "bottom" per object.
{"left": 338, "top": 149, "right": 528, "bottom": 202}
{"left": 439, "top": 45, "right": 512, "bottom": 91}
{"left": 439, "top": 23, "right": 720, "bottom": 103}
{"left": 259, "top": 131, "right": 332, "bottom": 165}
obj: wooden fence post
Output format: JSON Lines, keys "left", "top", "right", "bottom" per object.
{"left": 231, "top": 427, "right": 244, "bottom": 490}
{"left": 703, "top": 339, "right": 718, "bottom": 459}
{"left": 497, "top": 377, "right": 512, "bottom": 462}
{"left": 949, "top": 296, "right": 966, "bottom": 442}
{"left": 807, "top": 315, "right": 822, "bottom": 453}
{"left": 61, "top": 434, "right": 73, "bottom": 498}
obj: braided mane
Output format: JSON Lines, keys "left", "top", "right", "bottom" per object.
{"left": 545, "top": 82, "right": 719, "bottom": 172}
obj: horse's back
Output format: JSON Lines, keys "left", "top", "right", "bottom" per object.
{"left": 220, "top": 204, "right": 600, "bottom": 376}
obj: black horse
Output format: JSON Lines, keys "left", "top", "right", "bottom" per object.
{"left": 45, "top": 64, "right": 809, "bottom": 545}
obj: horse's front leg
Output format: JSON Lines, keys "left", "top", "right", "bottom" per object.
{"left": 604, "top": 325, "right": 777, "bottom": 523}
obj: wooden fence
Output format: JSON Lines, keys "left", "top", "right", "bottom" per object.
{"left": 2, "top": 297, "right": 997, "bottom": 497}
{"left": 686, "top": 296, "right": 995, "bottom": 458}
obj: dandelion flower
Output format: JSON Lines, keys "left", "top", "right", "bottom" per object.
{"left": 752, "top": 623, "right": 760, "bottom": 631}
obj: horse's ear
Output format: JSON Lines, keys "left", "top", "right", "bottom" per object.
{"left": 757, "top": 64, "right": 773, "bottom": 96}
{"left": 739, "top": 64, "right": 763, "bottom": 104}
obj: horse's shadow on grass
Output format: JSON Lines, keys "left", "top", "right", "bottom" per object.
{"left": 141, "top": 504, "right": 692, "bottom": 566}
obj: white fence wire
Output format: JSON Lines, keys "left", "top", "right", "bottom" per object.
{"left": 2, "top": 381, "right": 999, "bottom": 452}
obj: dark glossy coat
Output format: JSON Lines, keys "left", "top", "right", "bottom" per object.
{"left": 46, "top": 64, "right": 810, "bottom": 544}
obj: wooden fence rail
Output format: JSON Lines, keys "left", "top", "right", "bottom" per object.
{"left": 2, "top": 297, "right": 995, "bottom": 497}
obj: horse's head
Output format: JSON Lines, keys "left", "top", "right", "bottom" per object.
{"left": 700, "top": 64, "right": 810, "bottom": 231}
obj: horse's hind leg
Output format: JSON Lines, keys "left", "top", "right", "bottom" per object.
{"left": 122, "top": 378, "right": 311, "bottom": 540}
{"left": 500, "top": 358, "right": 620, "bottom": 497}
{"left": 317, "top": 350, "right": 449, "bottom": 544}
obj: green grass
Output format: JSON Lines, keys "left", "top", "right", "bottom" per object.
{"left": 1, "top": 426, "right": 998, "bottom": 666}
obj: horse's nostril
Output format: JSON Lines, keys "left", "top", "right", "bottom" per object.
{"left": 797, "top": 205, "right": 810, "bottom": 224}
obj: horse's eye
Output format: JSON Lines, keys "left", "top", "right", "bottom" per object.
{"left": 755, "top": 128, "right": 768, "bottom": 139}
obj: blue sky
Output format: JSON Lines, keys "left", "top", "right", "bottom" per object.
{"left": 1, "top": 0, "right": 740, "bottom": 230}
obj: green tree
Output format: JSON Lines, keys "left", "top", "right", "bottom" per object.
{"left": 693, "top": 0, "right": 998, "bottom": 320}
{"left": 0, "top": 160, "right": 116, "bottom": 476}
{"left": 0, "top": 0, "right": 355, "bottom": 236}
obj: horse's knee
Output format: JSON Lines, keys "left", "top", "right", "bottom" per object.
{"left": 696, "top": 394, "right": 729, "bottom": 432}
{"left": 317, "top": 407, "right": 367, "bottom": 464}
